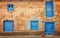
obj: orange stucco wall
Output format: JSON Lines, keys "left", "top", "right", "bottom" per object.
{"left": 0, "top": 0, "right": 60, "bottom": 32}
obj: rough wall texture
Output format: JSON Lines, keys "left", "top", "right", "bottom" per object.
{"left": 54, "top": 1, "right": 60, "bottom": 32}
{"left": 0, "top": 0, "right": 60, "bottom": 32}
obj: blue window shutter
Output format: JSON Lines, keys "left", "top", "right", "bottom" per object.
{"left": 30, "top": 20, "right": 39, "bottom": 30}
{"left": 45, "top": 1, "right": 54, "bottom": 18}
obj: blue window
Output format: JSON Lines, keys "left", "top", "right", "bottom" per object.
{"left": 44, "top": 22, "right": 55, "bottom": 35}
{"left": 7, "top": 4, "right": 14, "bottom": 11}
{"left": 30, "top": 20, "right": 39, "bottom": 30}
{"left": 45, "top": 1, "right": 54, "bottom": 18}
{"left": 3, "top": 20, "right": 14, "bottom": 32}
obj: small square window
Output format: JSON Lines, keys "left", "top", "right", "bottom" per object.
{"left": 7, "top": 4, "right": 14, "bottom": 11}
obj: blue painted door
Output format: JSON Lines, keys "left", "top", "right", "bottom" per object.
{"left": 44, "top": 22, "right": 55, "bottom": 35}
{"left": 30, "top": 20, "right": 39, "bottom": 30}
{"left": 3, "top": 20, "right": 14, "bottom": 32}
{"left": 45, "top": 1, "right": 54, "bottom": 18}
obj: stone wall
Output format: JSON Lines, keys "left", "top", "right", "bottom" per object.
{"left": 0, "top": 0, "right": 60, "bottom": 32}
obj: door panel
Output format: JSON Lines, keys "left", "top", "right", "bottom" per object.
{"left": 3, "top": 20, "right": 14, "bottom": 32}
{"left": 44, "top": 22, "right": 55, "bottom": 35}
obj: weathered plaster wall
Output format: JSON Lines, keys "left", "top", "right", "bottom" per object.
{"left": 0, "top": 0, "right": 60, "bottom": 32}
